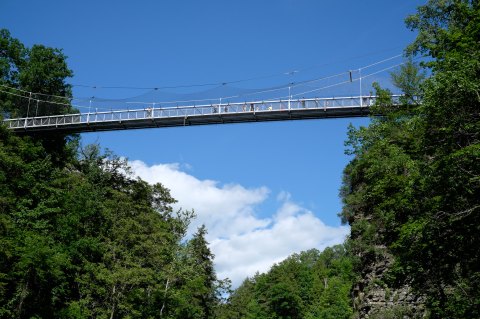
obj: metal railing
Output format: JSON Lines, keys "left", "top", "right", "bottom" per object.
{"left": 3, "top": 95, "right": 401, "bottom": 132}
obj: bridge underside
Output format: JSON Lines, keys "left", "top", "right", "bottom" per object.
{"left": 9, "top": 106, "right": 370, "bottom": 134}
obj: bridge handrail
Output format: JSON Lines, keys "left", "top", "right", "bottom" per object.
{"left": 3, "top": 95, "right": 403, "bottom": 130}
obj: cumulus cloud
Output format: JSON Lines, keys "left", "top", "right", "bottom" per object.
{"left": 129, "top": 160, "right": 270, "bottom": 238}
{"left": 211, "top": 197, "right": 349, "bottom": 286}
{"left": 129, "top": 160, "right": 349, "bottom": 287}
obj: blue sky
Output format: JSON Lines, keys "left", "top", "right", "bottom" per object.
{"left": 1, "top": 0, "right": 426, "bottom": 286}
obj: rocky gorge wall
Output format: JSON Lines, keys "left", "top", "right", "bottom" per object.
{"left": 352, "top": 245, "right": 427, "bottom": 319}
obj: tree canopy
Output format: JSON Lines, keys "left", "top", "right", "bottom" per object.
{"left": 0, "top": 122, "right": 228, "bottom": 318}
{"left": 1, "top": 1, "right": 479, "bottom": 316}
{"left": 216, "top": 245, "right": 355, "bottom": 319}
{"left": 0, "top": 28, "right": 74, "bottom": 118}
{"left": 340, "top": 1, "right": 480, "bottom": 317}
{"left": 1, "top": 30, "right": 226, "bottom": 315}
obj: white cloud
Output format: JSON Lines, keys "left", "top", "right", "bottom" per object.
{"left": 211, "top": 199, "right": 349, "bottom": 286}
{"left": 129, "top": 160, "right": 349, "bottom": 287}
{"left": 129, "top": 160, "right": 270, "bottom": 238}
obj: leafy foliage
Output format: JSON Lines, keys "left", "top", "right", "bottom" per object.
{"left": 340, "top": 1, "right": 480, "bottom": 317}
{"left": 217, "top": 245, "right": 355, "bottom": 319}
{"left": 0, "top": 126, "right": 224, "bottom": 318}
{"left": 0, "top": 29, "right": 80, "bottom": 166}
{"left": 0, "top": 29, "right": 74, "bottom": 118}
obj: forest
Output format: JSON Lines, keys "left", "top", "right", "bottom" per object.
{"left": 1, "top": 0, "right": 479, "bottom": 318}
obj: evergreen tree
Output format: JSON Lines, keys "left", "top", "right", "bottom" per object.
{"left": 172, "top": 225, "right": 218, "bottom": 319}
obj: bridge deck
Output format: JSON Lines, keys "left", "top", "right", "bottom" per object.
{"left": 3, "top": 96, "right": 383, "bottom": 134}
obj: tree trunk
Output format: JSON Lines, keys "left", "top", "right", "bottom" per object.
{"left": 159, "top": 278, "right": 170, "bottom": 318}
{"left": 110, "top": 284, "right": 116, "bottom": 319}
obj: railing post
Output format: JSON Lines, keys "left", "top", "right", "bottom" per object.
{"left": 359, "top": 69, "right": 363, "bottom": 107}
{"left": 24, "top": 92, "right": 32, "bottom": 128}
{"left": 87, "top": 98, "right": 92, "bottom": 123}
{"left": 288, "top": 85, "right": 291, "bottom": 110}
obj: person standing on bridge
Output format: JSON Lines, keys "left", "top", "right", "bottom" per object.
{"left": 368, "top": 93, "right": 374, "bottom": 106}
{"left": 146, "top": 107, "right": 153, "bottom": 117}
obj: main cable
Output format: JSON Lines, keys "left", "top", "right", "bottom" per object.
{"left": 0, "top": 53, "right": 403, "bottom": 104}
{"left": 0, "top": 53, "right": 414, "bottom": 114}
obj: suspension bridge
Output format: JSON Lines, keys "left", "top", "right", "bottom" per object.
{"left": 3, "top": 95, "right": 397, "bottom": 134}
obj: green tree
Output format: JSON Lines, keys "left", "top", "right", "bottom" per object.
{"left": 390, "top": 59, "right": 425, "bottom": 106}
{"left": 219, "top": 246, "right": 354, "bottom": 319}
{"left": 0, "top": 29, "right": 74, "bottom": 118}
{"left": 172, "top": 225, "right": 219, "bottom": 319}
{"left": 0, "top": 30, "right": 231, "bottom": 319}
{"left": 403, "top": 1, "right": 480, "bottom": 316}
{"left": 340, "top": 1, "right": 480, "bottom": 317}
{"left": 0, "top": 127, "right": 224, "bottom": 318}
{"left": 0, "top": 29, "right": 78, "bottom": 166}
{"left": 0, "top": 29, "right": 25, "bottom": 118}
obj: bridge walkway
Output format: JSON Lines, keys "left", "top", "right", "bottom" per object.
{"left": 4, "top": 95, "right": 387, "bottom": 134}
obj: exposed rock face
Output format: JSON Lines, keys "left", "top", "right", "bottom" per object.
{"left": 352, "top": 246, "right": 427, "bottom": 319}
